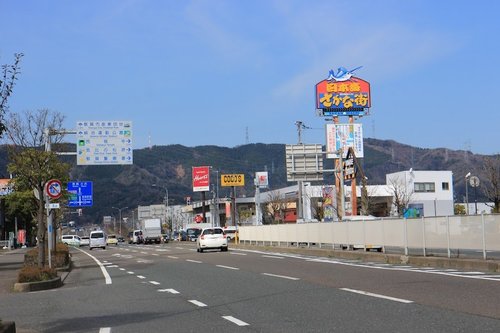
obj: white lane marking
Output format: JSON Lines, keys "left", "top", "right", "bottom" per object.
{"left": 149, "top": 281, "right": 160, "bottom": 285}
{"left": 186, "top": 259, "right": 202, "bottom": 263}
{"left": 127, "top": 271, "right": 134, "bottom": 274}
{"left": 158, "top": 289, "right": 179, "bottom": 294}
{"left": 152, "top": 253, "right": 159, "bottom": 256}
{"left": 158, "top": 288, "right": 180, "bottom": 294}
{"left": 156, "top": 249, "right": 170, "bottom": 252}
{"left": 222, "top": 316, "right": 249, "bottom": 326}
{"left": 141, "top": 251, "right": 148, "bottom": 254}
{"left": 450, "top": 271, "right": 484, "bottom": 275}
{"left": 262, "top": 255, "right": 284, "bottom": 259}
{"left": 99, "top": 328, "right": 111, "bottom": 333}
{"left": 341, "top": 288, "right": 413, "bottom": 304}
{"left": 76, "top": 248, "right": 112, "bottom": 285}
{"left": 119, "top": 268, "right": 125, "bottom": 271}
{"left": 168, "top": 256, "right": 179, "bottom": 259}
{"left": 188, "top": 300, "right": 207, "bottom": 307}
{"left": 175, "top": 247, "right": 184, "bottom": 250}
{"left": 262, "top": 273, "right": 300, "bottom": 281}
{"left": 216, "top": 265, "right": 240, "bottom": 270}
{"left": 137, "top": 275, "right": 146, "bottom": 279}
{"left": 231, "top": 252, "right": 247, "bottom": 256}
{"left": 106, "top": 265, "right": 119, "bottom": 268}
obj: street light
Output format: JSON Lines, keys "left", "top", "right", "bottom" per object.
{"left": 465, "top": 172, "right": 471, "bottom": 215}
{"left": 112, "top": 206, "right": 128, "bottom": 236}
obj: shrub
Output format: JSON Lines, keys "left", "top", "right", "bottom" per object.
{"left": 18, "top": 266, "right": 57, "bottom": 283}
{"left": 24, "top": 243, "right": 70, "bottom": 268}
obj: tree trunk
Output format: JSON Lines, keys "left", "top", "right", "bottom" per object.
{"left": 37, "top": 194, "right": 45, "bottom": 268}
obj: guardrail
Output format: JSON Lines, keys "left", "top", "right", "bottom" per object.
{"left": 239, "top": 214, "right": 500, "bottom": 260}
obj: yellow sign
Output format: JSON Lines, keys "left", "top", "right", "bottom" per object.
{"left": 221, "top": 174, "right": 245, "bottom": 187}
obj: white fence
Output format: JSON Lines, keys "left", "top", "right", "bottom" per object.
{"left": 239, "top": 214, "right": 500, "bottom": 259}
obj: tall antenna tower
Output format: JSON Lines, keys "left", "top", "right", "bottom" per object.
{"left": 245, "top": 126, "right": 249, "bottom": 144}
{"left": 148, "top": 133, "right": 152, "bottom": 150}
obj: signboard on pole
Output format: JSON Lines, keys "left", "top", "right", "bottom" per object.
{"left": 325, "top": 123, "right": 364, "bottom": 159}
{"left": 67, "top": 181, "right": 93, "bottom": 207}
{"left": 76, "top": 121, "right": 133, "bottom": 165}
{"left": 255, "top": 172, "right": 269, "bottom": 188}
{"left": 285, "top": 144, "right": 324, "bottom": 182}
{"left": 192, "top": 166, "right": 210, "bottom": 192}
{"left": 45, "top": 179, "right": 63, "bottom": 199}
{"left": 221, "top": 174, "right": 245, "bottom": 187}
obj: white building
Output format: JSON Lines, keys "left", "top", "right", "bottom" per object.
{"left": 386, "top": 170, "right": 454, "bottom": 217}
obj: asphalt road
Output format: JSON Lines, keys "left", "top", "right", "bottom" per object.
{"left": 2, "top": 242, "right": 500, "bottom": 332}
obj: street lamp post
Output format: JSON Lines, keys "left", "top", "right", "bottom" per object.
{"left": 465, "top": 172, "right": 471, "bottom": 215}
{"left": 112, "top": 206, "right": 128, "bottom": 236}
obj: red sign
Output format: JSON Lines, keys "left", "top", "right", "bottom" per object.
{"left": 45, "top": 179, "right": 63, "bottom": 199}
{"left": 194, "top": 215, "right": 203, "bottom": 223}
{"left": 316, "top": 77, "right": 371, "bottom": 115}
{"left": 192, "top": 166, "right": 210, "bottom": 192}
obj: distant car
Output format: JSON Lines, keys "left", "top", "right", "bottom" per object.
{"left": 89, "top": 230, "right": 106, "bottom": 250}
{"left": 172, "top": 231, "right": 187, "bottom": 241}
{"left": 80, "top": 236, "right": 90, "bottom": 246}
{"left": 223, "top": 226, "right": 238, "bottom": 241}
{"left": 106, "top": 234, "right": 118, "bottom": 246}
{"left": 186, "top": 228, "right": 202, "bottom": 242}
{"left": 129, "top": 230, "right": 143, "bottom": 244}
{"left": 162, "top": 234, "right": 170, "bottom": 243}
{"left": 117, "top": 236, "right": 125, "bottom": 243}
{"left": 196, "top": 227, "right": 228, "bottom": 253}
{"left": 61, "top": 235, "right": 81, "bottom": 247}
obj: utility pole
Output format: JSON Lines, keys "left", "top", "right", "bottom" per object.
{"left": 112, "top": 206, "right": 128, "bottom": 236}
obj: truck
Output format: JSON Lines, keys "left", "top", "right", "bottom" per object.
{"left": 140, "top": 218, "right": 162, "bottom": 244}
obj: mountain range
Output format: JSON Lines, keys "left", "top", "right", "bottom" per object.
{"left": 0, "top": 138, "right": 495, "bottom": 224}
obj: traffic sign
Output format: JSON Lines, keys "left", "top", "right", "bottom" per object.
{"left": 45, "top": 179, "right": 62, "bottom": 199}
{"left": 76, "top": 121, "right": 133, "bottom": 165}
{"left": 68, "top": 181, "right": 93, "bottom": 207}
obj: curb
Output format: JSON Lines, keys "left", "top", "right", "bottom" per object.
{"left": 13, "top": 276, "right": 62, "bottom": 293}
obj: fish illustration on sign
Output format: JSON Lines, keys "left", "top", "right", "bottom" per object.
{"left": 327, "top": 66, "right": 363, "bottom": 82}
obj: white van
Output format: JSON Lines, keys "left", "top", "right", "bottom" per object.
{"left": 61, "top": 235, "right": 81, "bottom": 247}
{"left": 89, "top": 230, "right": 106, "bottom": 250}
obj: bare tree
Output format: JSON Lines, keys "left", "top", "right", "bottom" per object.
{"left": 387, "top": 174, "right": 414, "bottom": 217}
{"left": 264, "top": 190, "right": 291, "bottom": 224}
{"left": 483, "top": 156, "right": 500, "bottom": 213}
{"left": 0, "top": 53, "right": 23, "bottom": 138}
{"left": 5, "top": 109, "right": 69, "bottom": 268}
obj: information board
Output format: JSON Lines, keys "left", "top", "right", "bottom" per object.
{"left": 68, "top": 181, "right": 93, "bottom": 207}
{"left": 76, "top": 121, "right": 133, "bottom": 165}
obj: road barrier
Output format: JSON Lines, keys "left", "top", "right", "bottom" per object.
{"left": 239, "top": 214, "right": 500, "bottom": 260}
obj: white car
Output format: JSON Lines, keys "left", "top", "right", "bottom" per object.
{"left": 61, "top": 235, "right": 81, "bottom": 247}
{"left": 89, "top": 230, "right": 106, "bottom": 250}
{"left": 196, "top": 227, "right": 228, "bottom": 253}
{"left": 80, "top": 236, "right": 90, "bottom": 246}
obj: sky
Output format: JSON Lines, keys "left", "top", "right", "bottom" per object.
{"left": 1, "top": 0, "right": 499, "bottom": 155}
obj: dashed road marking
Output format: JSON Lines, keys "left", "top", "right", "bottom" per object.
{"left": 186, "top": 259, "right": 202, "bottom": 264}
{"left": 341, "top": 288, "right": 413, "bottom": 304}
{"left": 216, "top": 265, "right": 239, "bottom": 270}
{"left": 262, "top": 273, "right": 300, "bottom": 281}
{"left": 158, "top": 288, "right": 180, "bottom": 294}
{"left": 222, "top": 316, "right": 249, "bottom": 326}
{"left": 189, "top": 300, "right": 207, "bottom": 307}
{"left": 149, "top": 281, "right": 160, "bottom": 285}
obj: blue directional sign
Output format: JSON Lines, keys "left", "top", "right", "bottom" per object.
{"left": 67, "top": 181, "right": 93, "bottom": 207}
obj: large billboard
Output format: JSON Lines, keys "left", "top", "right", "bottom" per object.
{"left": 192, "top": 166, "right": 210, "bottom": 192}
{"left": 325, "top": 123, "right": 364, "bottom": 158}
{"left": 315, "top": 67, "right": 371, "bottom": 116}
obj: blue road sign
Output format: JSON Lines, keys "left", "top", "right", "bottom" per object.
{"left": 68, "top": 181, "right": 93, "bottom": 207}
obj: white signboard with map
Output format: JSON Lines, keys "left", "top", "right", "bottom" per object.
{"left": 325, "top": 123, "right": 364, "bottom": 159}
{"left": 76, "top": 121, "right": 133, "bottom": 165}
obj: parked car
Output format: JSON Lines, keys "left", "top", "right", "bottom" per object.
{"left": 162, "top": 233, "right": 170, "bottom": 243}
{"left": 223, "top": 226, "right": 238, "bottom": 241}
{"left": 61, "top": 235, "right": 81, "bottom": 247}
{"left": 117, "top": 236, "right": 125, "bottom": 243}
{"left": 89, "top": 230, "right": 106, "bottom": 250}
{"left": 196, "top": 227, "right": 228, "bottom": 253}
{"left": 80, "top": 236, "right": 90, "bottom": 246}
{"left": 106, "top": 234, "right": 118, "bottom": 246}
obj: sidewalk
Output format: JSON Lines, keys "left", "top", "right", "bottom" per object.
{"left": 0, "top": 248, "right": 26, "bottom": 294}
